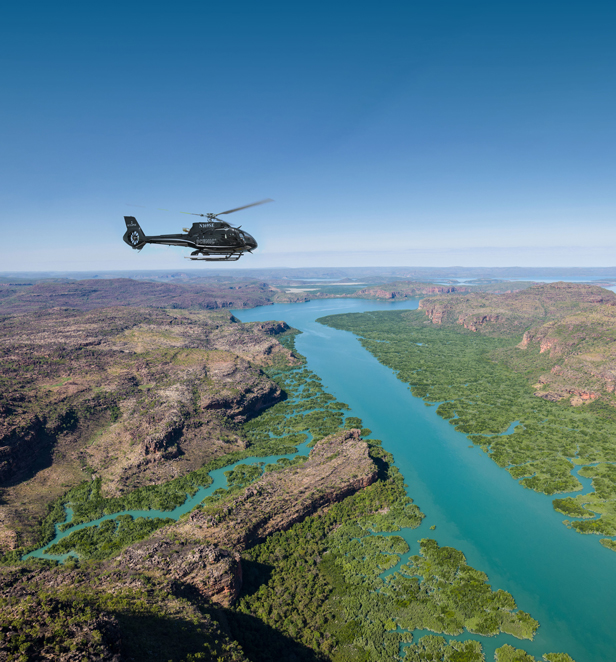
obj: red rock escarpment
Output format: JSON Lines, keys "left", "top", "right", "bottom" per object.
{"left": 418, "top": 299, "right": 452, "bottom": 325}
{"left": 119, "top": 542, "right": 242, "bottom": 607}
{"left": 122, "top": 429, "right": 378, "bottom": 605}
{"left": 178, "top": 428, "right": 377, "bottom": 551}
{"left": 420, "top": 283, "right": 616, "bottom": 333}
{"left": 357, "top": 284, "right": 463, "bottom": 300}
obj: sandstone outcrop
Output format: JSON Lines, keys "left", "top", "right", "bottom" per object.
{"left": 418, "top": 299, "right": 452, "bottom": 325}
{"left": 119, "top": 541, "right": 242, "bottom": 607}
{"left": 418, "top": 283, "right": 616, "bottom": 405}
{"left": 355, "top": 283, "right": 465, "bottom": 300}
{"left": 200, "top": 354, "right": 283, "bottom": 423}
{"left": 177, "top": 428, "right": 377, "bottom": 551}
{"left": 119, "top": 429, "right": 377, "bottom": 605}
{"left": 420, "top": 283, "right": 616, "bottom": 335}
{"left": 0, "top": 307, "right": 295, "bottom": 546}
{"left": 0, "top": 564, "right": 247, "bottom": 662}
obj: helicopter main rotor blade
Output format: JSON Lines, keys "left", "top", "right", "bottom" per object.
{"left": 216, "top": 198, "right": 273, "bottom": 216}
{"left": 126, "top": 204, "right": 206, "bottom": 217}
{"left": 126, "top": 199, "right": 273, "bottom": 218}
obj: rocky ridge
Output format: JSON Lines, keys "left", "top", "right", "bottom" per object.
{"left": 0, "top": 307, "right": 294, "bottom": 547}
{"left": 0, "top": 278, "right": 276, "bottom": 314}
{"left": 354, "top": 283, "right": 466, "bottom": 299}
{"left": 0, "top": 429, "right": 377, "bottom": 660}
{"left": 177, "top": 428, "right": 376, "bottom": 548}
{"left": 418, "top": 282, "right": 616, "bottom": 405}
{"left": 119, "top": 541, "right": 242, "bottom": 607}
{"left": 0, "top": 563, "right": 248, "bottom": 662}
{"left": 119, "top": 429, "right": 377, "bottom": 605}
{"left": 419, "top": 282, "right": 616, "bottom": 333}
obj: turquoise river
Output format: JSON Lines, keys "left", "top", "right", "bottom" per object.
{"left": 234, "top": 298, "right": 616, "bottom": 662}
{"left": 27, "top": 297, "right": 615, "bottom": 661}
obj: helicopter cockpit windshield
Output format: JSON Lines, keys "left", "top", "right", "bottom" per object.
{"left": 240, "top": 231, "right": 258, "bottom": 250}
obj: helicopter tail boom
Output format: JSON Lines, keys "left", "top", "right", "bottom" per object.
{"left": 123, "top": 216, "right": 147, "bottom": 249}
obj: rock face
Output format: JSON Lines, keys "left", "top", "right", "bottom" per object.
{"left": 120, "top": 429, "right": 377, "bottom": 605}
{"left": 457, "top": 313, "right": 501, "bottom": 332}
{"left": 355, "top": 283, "right": 466, "bottom": 300}
{"left": 0, "top": 564, "right": 248, "bottom": 662}
{"left": 418, "top": 282, "right": 616, "bottom": 406}
{"left": 534, "top": 388, "right": 599, "bottom": 405}
{"left": 0, "top": 415, "right": 50, "bottom": 484}
{"left": 250, "top": 320, "right": 290, "bottom": 336}
{"left": 419, "top": 282, "right": 616, "bottom": 335}
{"left": 119, "top": 541, "right": 242, "bottom": 607}
{"left": 172, "top": 429, "right": 377, "bottom": 550}
{"left": 418, "top": 300, "right": 452, "bottom": 325}
{"left": 200, "top": 354, "right": 283, "bottom": 423}
{"left": 0, "top": 307, "right": 295, "bottom": 547}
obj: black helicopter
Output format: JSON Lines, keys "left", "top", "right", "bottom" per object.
{"left": 122, "top": 199, "right": 270, "bottom": 261}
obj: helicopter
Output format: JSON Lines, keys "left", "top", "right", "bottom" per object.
{"left": 122, "top": 199, "right": 270, "bottom": 261}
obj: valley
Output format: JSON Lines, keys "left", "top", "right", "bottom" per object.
{"left": 1, "top": 282, "right": 606, "bottom": 660}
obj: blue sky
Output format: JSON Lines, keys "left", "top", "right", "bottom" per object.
{"left": 1, "top": 1, "right": 614, "bottom": 270}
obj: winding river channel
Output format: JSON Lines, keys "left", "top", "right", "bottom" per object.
{"left": 27, "top": 297, "right": 615, "bottom": 661}
{"left": 234, "top": 298, "right": 616, "bottom": 662}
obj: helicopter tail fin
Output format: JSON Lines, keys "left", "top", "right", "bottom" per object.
{"left": 123, "top": 216, "right": 147, "bottom": 249}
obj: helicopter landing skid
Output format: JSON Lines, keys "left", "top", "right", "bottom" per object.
{"left": 185, "top": 254, "right": 243, "bottom": 261}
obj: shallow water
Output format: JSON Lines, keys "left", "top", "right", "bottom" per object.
{"left": 234, "top": 298, "right": 616, "bottom": 662}
{"left": 25, "top": 441, "right": 313, "bottom": 562}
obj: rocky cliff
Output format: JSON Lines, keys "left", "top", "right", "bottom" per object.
{"left": 0, "top": 563, "right": 248, "bottom": 662}
{"left": 119, "top": 541, "right": 242, "bottom": 607}
{"left": 179, "top": 428, "right": 377, "bottom": 549}
{"left": 419, "top": 282, "right": 616, "bottom": 333}
{"left": 516, "top": 306, "right": 616, "bottom": 404}
{"left": 418, "top": 283, "right": 616, "bottom": 406}
{"left": 354, "top": 282, "right": 467, "bottom": 299}
{"left": 0, "top": 428, "right": 377, "bottom": 661}
{"left": 0, "top": 307, "right": 295, "bottom": 547}
{"left": 118, "top": 429, "right": 377, "bottom": 605}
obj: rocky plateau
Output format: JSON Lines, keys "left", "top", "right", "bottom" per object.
{"left": 0, "top": 307, "right": 295, "bottom": 548}
{"left": 418, "top": 282, "right": 616, "bottom": 406}
{"left": 118, "top": 429, "right": 376, "bottom": 607}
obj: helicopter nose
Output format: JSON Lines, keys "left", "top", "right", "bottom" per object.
{"left": 245, "top": 233, "right": 257, "bottom": 249}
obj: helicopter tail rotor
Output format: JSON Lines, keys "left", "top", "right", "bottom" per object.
{"left": 123, "top": 217, "right": 147, "bottom": 249}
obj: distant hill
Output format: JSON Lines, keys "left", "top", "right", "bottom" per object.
{"left": 0, "top": 278, "right": 275, "bottom": 313}
{"left": 419, "top": 282, "right": 616, "bottom": 405}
